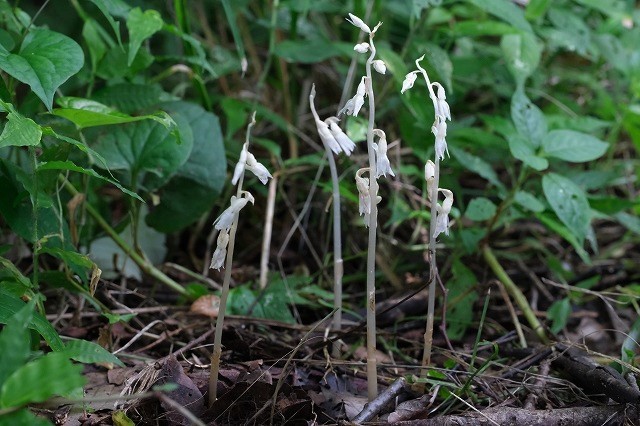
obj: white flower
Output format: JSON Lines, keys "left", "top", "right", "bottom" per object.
{"left": 340, "top": 77, "right": 367, "bottom": 117}
{"left": 432, "top": 82, "right": 451, "bottom": 121}
{"left": 372, "top": 60, "right": 386, "bottom": 75}
{"left": 246, "top": 152, "right": 272, "bottom": 185}
{"left": 315, "top": 118, "right": 342, "bottom": 154}
{"left": 213, "top": 192, "right": 254, "bottom": 231}
{"left": 346, "top": 13, "right": 371, "bottom": 34}
{"left": 433, "top": 189, "right": 453, "bottom": 238}
{"left": 354, "top": 42, "right": 370, "bottom": 53}
{"left": 431, "top": 116, "right": 448, "bottom": 161}
{"left": 325, "top": 117, "right": 356, "bottom": 156}
{"left": 372, "top": 129, "right": 395, "bottom": 178}
{"left": 401, "top": 72, "right": 418, "bottom": 94}
{"left": 355, "top": 168, "right": 381, "bottom": 228}
{"left": 231, "top": 143, "right": 248, "bottom": 185}
{"left": 425, "top": 160, "right": 436, "bottom": 201}
{"left": 210, "top": 230, "right": 230, "bottom": 270}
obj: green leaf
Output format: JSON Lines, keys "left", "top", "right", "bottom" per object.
{"left": 465, "top": 197, "right": 497, "bottom": 221}
{"left": 525, "top": 0, "right": 551, "bottom": 20}
{"left": 542, "top": 173, "right": 590, "bottom": 245}
{"left": 547, "top": 8, "right": 591, "bottom": 56}
{"left": 82, "top": 19, "right": 108, "bottom": 71}
{"left": 542, "top": 130, "right": 608, "bottom": 162}
{"left": 455, "top": 21, "right": 520, "bottom": 37}
{"left": 622, "top": 317, "right": 640, "bottom": 366}
{"left": 547, "top": 298, "right": 571, "bottom": 334}
{"left": 0, "top": 301, "right": 34, "bottom": 386}
{"left": 146, "top": 101, "right": 225, "bottom": 232}
{"left": 0, "top": 110, "right": 42, "bottom": 148}
{"left": 514, "top": 190, "right": 545, "bottom": 212}
{"left": 274, "top": 39, "right": 343, "bottom": 63}
{"left": 92, "top": 83, "right": 163, "bottom": 114}
{"left": 37, "top": 160, "right": 143, "bottom": 202}
{"left": 507, "top": 134, "right": 548, "bottom": 171}
{"left": 422, "top": 42, "right": 453, "bottom": 93}
{"left": 501, "top": 32, "right": 542, "bottom": 86}
{"left": 126, "top": 8, "right": 164, "bottom": 66}
{"left": 0, "top": 408, "right": 52, "bottom": 426}
{"left": 63, "top": 339, "right": 124, "bottom": 367}
{"left": 446, "top": 260, "right": 479, "bottom": 340}
{"left": 466, "top": 0, "right": 532, "bottom": 32}
{"left": 615, "top": 212, "right": 640, "bottom": 235}
{"left": 0, "top": 352, "right": 85, "bottom": 408}
{"left": 97, "top": 45, "right": 154, "bottom": 79}
{"left": 449, "top": 146, "right": 505, "bottom": 190}
{"left": 511, "top": 88, "right": 547, "bottom": 147}
{"left": 87, "top": 0, "right": 131, "bottom": 47}
{"left": 0, "top": 288, "right": 64, "bottom": 351}
{"left": 0, "top": 28, "right": 83, "bottom": 110}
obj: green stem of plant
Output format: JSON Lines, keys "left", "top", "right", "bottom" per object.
{"left": 59, "top": 176, "right": 187, "bottom": 295}
{"left": 482, "top": 244, "right": 549, "bottom": 344}
{"left": 364, "top": 31, "right": 379, "bottom": 402}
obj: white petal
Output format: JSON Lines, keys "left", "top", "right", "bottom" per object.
{"left": 328, "top": 121, "right": 355, "bottom": 156}
{"left": 401, "top": 72, "right": 418, "bottom": 94}
{"left": 425, "top": 160, "right": 436, "bottom": 201}
{"left": 372, "top": 60, "right": 386, "bottom": 75}
{"left": 246, "top": 153, "right": 272, "bottom": 184}
{"left": 231, "top": 144, "right": 248, "bottom": 185}
{"left": 352, "top": 94, "right": 365, "bottom": 116}
{"left": 346, "top": 13, "right": 371, "bottom": 33}
{"left": 210, "top": 230, "right": 230, "bottom": 270}
{"left": 354, "top": 42, "right": 370, "bottom": 53}
{"left": 356, "top": 77, "right": 367, "bottom": 96}
{"left": 317, "top": 120, "right": 342, "bottom": 154}
{"left": 338, "top": 98, "right": 355, "bottom": 116}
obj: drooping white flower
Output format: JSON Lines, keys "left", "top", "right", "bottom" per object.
{"left": 433, "top": 189, "right": 453, "bottom": 238}
{"left": 346, "top": 13, "right": 371, "bottom": 34}
{"left": 425, "top": 160, "right": 436, "bottom": 201}
{"left": 400, "top": 72, "right": 418, "bottom": 94}
{"left": 355, "top": 168, "right": 381, "bottom": 228}
{"left": 325, "top": 117, "right": 356, "bottom": 156}
{"left": 354, "top": 42, "right": 370, "bottom": 53}
{"left": 372, "top": 60, "right": 387, "bottom": 75}
{"left": 213, "top": 192, "right": 255, "bottom": 231}
{"left": 315, "top": 119, "right": 342, "bottom": 154}
{"left": 231, "top": 143, "right": 249, "bottom": 185}
{"left": 210, "top": 229, "right": 230, "bottom": 270}
{"left": 432, "top": 82, "right": 451, "bottom": 121}
{"left": 245, "top": 152, "right": 272, "bottom": 185}
{"left": 372, "top": 129, "right": 395, "bottom": 178}
{"left": 431, "top": 116, "right": 448, "bottom": 161}
{"left": 339, "top": 77, "right": 367, "bottom": 117}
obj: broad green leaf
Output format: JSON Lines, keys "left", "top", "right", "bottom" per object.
{"left": 449, "top": 146, "right": 505, "bottom": 190}
{"left": 112, "top": 410, "right": 135, "bottom": 426}
{"left": 455, "top": 21, "right": 519, "bottom": 37}
{"left": 507, "top": 134, "right": 548, "bottom": 171}
{"left": 97, "top": 45, "right": 154, "bottom": 79}
{"left": 274, "top": 39, "right": 343, "bottom": 63}
{"left": 146, "top": 101, "right": 225, "bottom": 232}
{"left": 126, "top": 8, "right": 163, "bottom": 66}
{"left": 89, "top": 116, "right": 193, "bottom": 191}
{"left": 547, "top": 298, "right": 571, "bottom": 334}
{"left": 511, "top": 88, "right": 546, "bottom": 147}
{"left": 38, "top": 246, "right": 94, "bottom": 270}
{"left": 63, "top": 339, "right": 124, "bottom": 367}
{"left": 0, "top": 288, "right": 64, "bottom": 351}
{"left": 82, "top": 19, "right": 109, "bottom": 71}
{"left": 542, "top": 173, "right": 590, "bottom": 245}
{"left": 525, "top": 0, "right": 551, "bottom": 19}
{"left": 37, "top": 160, "right": 143, "bottom": 202}
{"left": 93, "top": 83, "right": 163, "bottom": 113}
{"left": 542, "top": 130, "right": 608, "bottom": 162}
{"left": 422, "top": 42, "right": 453, "bottom": 93}
{"left": 0, "top": 301, "right": 33, "bottom": 386}
{"left": 0, "top": 110, "right": 42, "bottom": 148}
{"left": 514, "top": 190, "right": 545, "bottom": 212}
{"left": 465, "top": 197, "right": 497, "bottom": 221}
{"left": 88, "top": 0, "right": 131, "bottom": 47}
{"left": 42, "top": 128, "right": 109, "bottom": 170}
{"left": 501, "top": 33, "right": 542, "bottom": 86}
{"left": 536, "top": 212, "right": 591, "bottom": 264}
{"left": 547, "top": 8, "right": 591, "bottom": 56}
{"left": 0, "top": 28, "right": 83, "bottom": 110}
{"left": 466, "top": 0, "right": 532, "bottom": 32}
{"left": 0, "top": 352, "right": 85, "bottom": 408}
{"left": 0, "top": 408, "right": 52, "bottom": 426}
{"left": 446, "top": 260, "right": 479, "bottom": 340}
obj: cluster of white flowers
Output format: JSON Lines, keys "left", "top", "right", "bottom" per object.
{"left": 402, "top": 55, "right": 454, "bottom": 239}
{"left": 211, "top": 135, "right": 272, "bottom": 270}
{"left": 310, "top": 84, "right": 356, "bottom": 157}
{"left": 355, "top": 167, "right": 381, "bottom": 227}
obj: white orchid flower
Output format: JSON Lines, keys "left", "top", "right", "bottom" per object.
{"left": 372, "top": 129, "right": 395, "bottom": 178}
{"left": 231, "top": 143, "right": 249, "bottom": 185}
{"left": 355, "top": 168, "right": 381, "bottom": 227}
{"left": 210, "top": 229, "right": 230, "bottom": 270}
{"left": 354, "top": 42, "right": 370, "bottom": 53}
{"left": 372, "top": 60, "right": 387, "bottom": 75}
{"left": 346, "top": 13, "right": 371, "bottom": 33}
{"left": 245, "top": 152, "right": 272, "bottom": 185}
{"left": 431, "top": 116, "right": 448, "bottom": 161}
{"left": 325, "top": 117, "right": 356, "bottom": 156}
{"left": 432, "top": 82, "right": 451, "bottom": 121}
{"left": 401, "top": 72, "right": 418, "bottom": 94}
{"left": 339, "top": 76, "right": 367, "bottom": 117}
{"left": 425, "top": 160, "right": 436, "bottom": 201}
{"left": 213, "top": 191, "right": 255, "bottom": 231}
{"left": 433, "top": 189, "right": 453, "bottom": 238}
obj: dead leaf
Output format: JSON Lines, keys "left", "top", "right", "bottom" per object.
{"left": 190, "top": 295, "right": 221, "bottom": 318}
{"left": 157, "top": 356, "right": 205, "bottom": 425}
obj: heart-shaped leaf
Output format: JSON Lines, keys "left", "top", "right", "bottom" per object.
{"left": 0, "top": 110, "right": 42, "bottom": 148}
{"left": 127, "top": 8, "right": 163, "bottom": 65}
{"left": 0, "top": 28, "right": 83, "bottom": 110}
{"left": 542, "top": 129, "right": 608, "bottom": 162}
{"left": 542, "top": 173, "right": 590, "bottom": 245}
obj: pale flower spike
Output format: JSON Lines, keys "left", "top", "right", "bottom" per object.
{"left": 432, "top": 116, "right": 449, "bottom": 161}
{"left": 231, "top": 143, "right": 248, "bottom": 185}
{"left": 432, "top": 82, "right": 451, "bottom": 121}
{"left": 339, "top": 76, "right": 367, "bottom": 117}
{"left": 346, "top": 13, "right": 371, "bottom": 33}
{"left": 213, "top": 191, "right": 255, "bottom": 231}
{"left": 354, "top": 42, "right": 370, "bottom": 53}
{"left": 246, "top": 152, "right": 273, "bottom": 185}
{"left": 372, "top": 129, "right": 395, "bottom": 178}
{"left": 372, "top": 60, "right": 387, "bottom": 75}
{"left": 433, "top": 189, "right": 453, "bottom": 238}
{"left": 355, "top": 168, "right": 382, "bottom": 227}
{"left": 425, "top": 160, "right": 436, "bottom": 200}
{"left": 401, "top": 72, "right": 418, "bottom": 94}
{"left": 210, "top": 229, "right": 230, "bottom": 270}
{"left": 325, "top": 117, "right": 356, "bottom": 156}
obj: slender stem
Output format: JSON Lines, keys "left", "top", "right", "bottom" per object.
{"left": 364, "top": 31, "right": 379, "bottom": 402}
{"left": 59, "top": 176, "right": 187, "bottom": 295}
{"left": 482, "top": 244, "right": 549, "bottom": 344}
{"left": 209, "top": 113, "right": 256, "bottom": 406}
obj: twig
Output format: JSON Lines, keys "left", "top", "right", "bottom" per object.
{"left": 353, "top": 377, "right": 407, "bottom": 423}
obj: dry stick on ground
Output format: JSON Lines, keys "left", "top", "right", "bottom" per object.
{"left": 353, "top": 377, "right": 408, "bottom": 423}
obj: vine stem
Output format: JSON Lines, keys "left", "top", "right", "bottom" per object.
{"left": 59, "top": 176, "right": 187, "bottom": 295}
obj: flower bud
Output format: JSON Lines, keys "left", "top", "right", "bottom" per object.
{"left": 231, "top": 143, "right": 249, "bottom": 185}
{"left": 372, "top": 60, "right": 387, "bottom": 75}
{"left": 210, "top": 230, "right": 230, "bottom": 270}
{"left": 246, "top": 152, "right": 272, "bottom": 185}
{"left": 401, "top": 72, "right": 418, "bottom": 94}
{"left": 354, "top": 42, "right": 370, "bottom": 53}
{"left": 372, "top": 129, "right": 394, "bottom": 178}
{"left": 346, "top": 13, "right": 371, "bottom": 33}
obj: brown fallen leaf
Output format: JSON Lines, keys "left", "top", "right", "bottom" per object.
{"left": 190, "top": 294, "right": 221, "bottom": 318}
{"left": 156, "top": 356, "right": 205, "bottom": 425}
